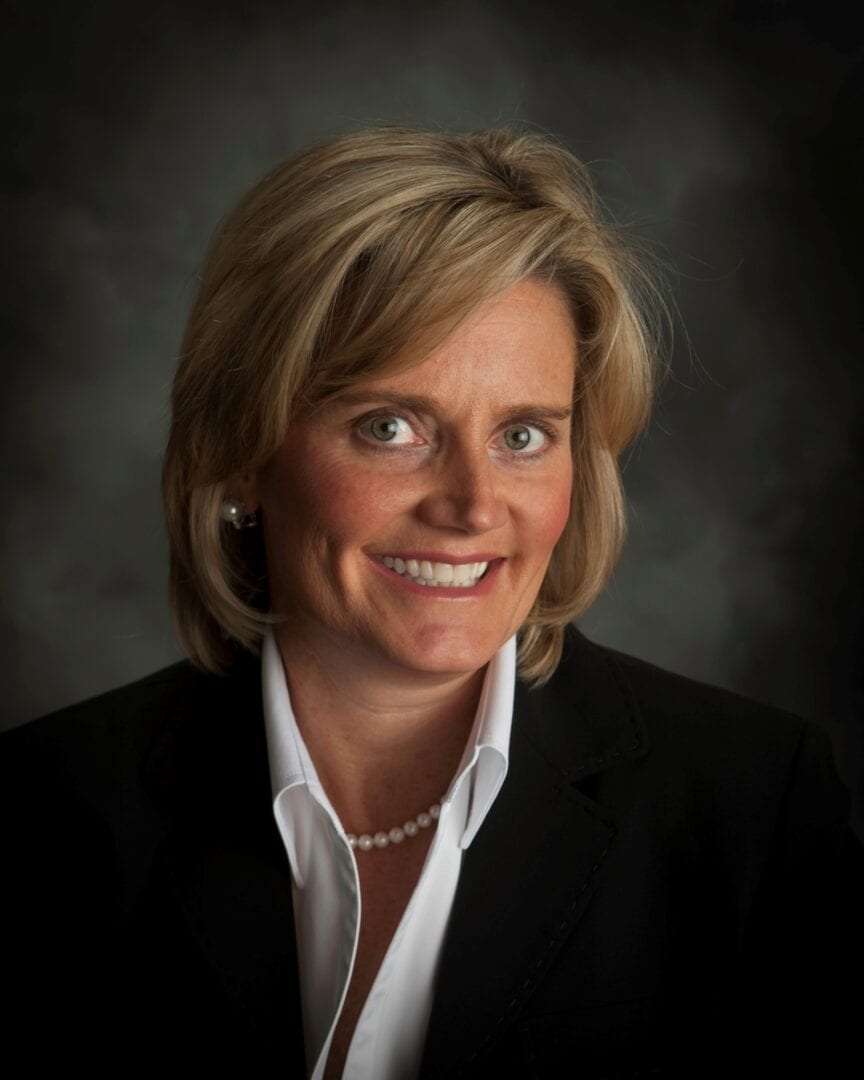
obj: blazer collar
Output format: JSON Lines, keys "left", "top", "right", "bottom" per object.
{"left": 419, "top": 626, "right": 650, "bottom": 1078}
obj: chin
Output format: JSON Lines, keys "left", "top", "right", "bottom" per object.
{"left": 385, "top": 627, "right": 506, "bottom": 679}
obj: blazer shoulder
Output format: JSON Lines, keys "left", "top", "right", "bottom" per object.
{"left": 9, "top": 660, "right": 213, "bottom": 747}
{"left": 16, "top": 650, "right": 259, "bottom": 730}
{"left": 597, "top": 637, "right": 804, "bottom": 729}
{"left": 561, "top": 627, "right": 817, "bottom": 776}
{"left": 2, "top": 653, "right": 262, "bottom": 799}
{"left": 556, "top": 629, "right": 856, "bottom": 846}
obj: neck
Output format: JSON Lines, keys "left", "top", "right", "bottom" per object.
{"left": 273, "top": 627, "right": 488, "bottom": 835}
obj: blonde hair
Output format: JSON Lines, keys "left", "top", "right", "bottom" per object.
{"left": 163, "top": 125, "right": 664, "bottom": 685}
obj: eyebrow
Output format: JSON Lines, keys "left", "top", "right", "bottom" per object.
{"left": 330, "top": 390, "right": 573, "bottom": 422}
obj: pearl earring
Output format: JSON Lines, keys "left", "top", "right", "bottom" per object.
{"left": 220, "top": 497, "right": 259, "bottom": 530}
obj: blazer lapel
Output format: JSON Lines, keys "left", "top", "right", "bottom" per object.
{"left": 420, "top": 629, "right": 649, "bottom": 1079}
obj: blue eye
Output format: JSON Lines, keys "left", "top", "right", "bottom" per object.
{"left": 501, "top": 424, "right": 547, "bottom": 452}
{"left": 362, "top": 415, "right": 418, "bottom": 445}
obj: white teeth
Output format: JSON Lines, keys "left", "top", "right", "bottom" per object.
{"left": 380, "top": 556, "right": 491, "bottom": 590}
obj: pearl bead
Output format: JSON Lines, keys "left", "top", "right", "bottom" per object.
{"left": 220, "top": 498, "right": 243, "bottom": 523}
{"left": 346, "top": 797, "right": 446, "bottom": 852}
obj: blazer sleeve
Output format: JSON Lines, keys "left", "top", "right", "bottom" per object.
{"left": 740, "top": 719, "right": 864, "bottom": 1072}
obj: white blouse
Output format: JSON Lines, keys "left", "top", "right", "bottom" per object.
{"left": 261, "top": 632, "right": 516, "bottom": 1079}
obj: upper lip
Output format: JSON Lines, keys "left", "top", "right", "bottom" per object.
{"left": 372, "top": 552, "right": 504, "bottom": 564}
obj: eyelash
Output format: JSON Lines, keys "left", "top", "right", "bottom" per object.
{"left": 353, "top": 413, "right": 560, "bottom": 459}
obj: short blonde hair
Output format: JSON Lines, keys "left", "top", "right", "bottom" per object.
{"left": 163, "top": 125, "right": 664, "bottom": 685}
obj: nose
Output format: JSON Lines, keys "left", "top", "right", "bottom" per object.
{"left": 416, "top": 438, "right": 508, "bottom": 534}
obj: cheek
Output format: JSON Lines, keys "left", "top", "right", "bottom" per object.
{"left": 270, "top": 450, "right": 411, "bottom": 550}
{"left": 531, "top": 469, "right": 574, "bottom": 556}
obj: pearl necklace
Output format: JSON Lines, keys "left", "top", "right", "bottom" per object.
{"left": 346, "top": 799, "right": 444, "bottom": 852}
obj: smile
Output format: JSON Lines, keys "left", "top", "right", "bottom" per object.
{"left": 378, "top": 556, "right": 490, "bottom": 588}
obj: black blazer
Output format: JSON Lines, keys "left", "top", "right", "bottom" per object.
{"left": 4, "top": 628, "right": 863, "bottom": 1078}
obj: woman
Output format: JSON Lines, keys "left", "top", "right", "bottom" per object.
{"left": 5, "top": 127, "right": 862, "bottom": 1078}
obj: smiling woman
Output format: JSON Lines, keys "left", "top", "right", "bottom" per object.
{"left": 164, "top": 127, "right": 654, "bottom": 691}
{"left": 5, "top": 126, "right": 862, "bottom": 1078}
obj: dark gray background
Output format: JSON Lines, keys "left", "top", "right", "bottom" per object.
{"left": 3, "top": 0, "right": 862, "bottom": 832}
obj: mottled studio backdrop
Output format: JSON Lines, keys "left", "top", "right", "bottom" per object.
{"left": 3, "top": 0, "right": 862, "bottom": 831}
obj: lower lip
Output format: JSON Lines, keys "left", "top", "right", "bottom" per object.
{"left": 368, "top": 557, "right": 503, "bottom": 597}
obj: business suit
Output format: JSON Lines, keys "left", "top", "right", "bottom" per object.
{"left": 4, "top": 627, "right": 862, "bottom": 1077}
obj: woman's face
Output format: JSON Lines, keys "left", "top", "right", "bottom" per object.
{"left": 249, "top": 277, "right": 576, "bottom": 682}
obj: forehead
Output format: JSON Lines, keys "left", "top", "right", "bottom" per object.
{"left": 340, "top": 278, "right": 577, "bottom": 407}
